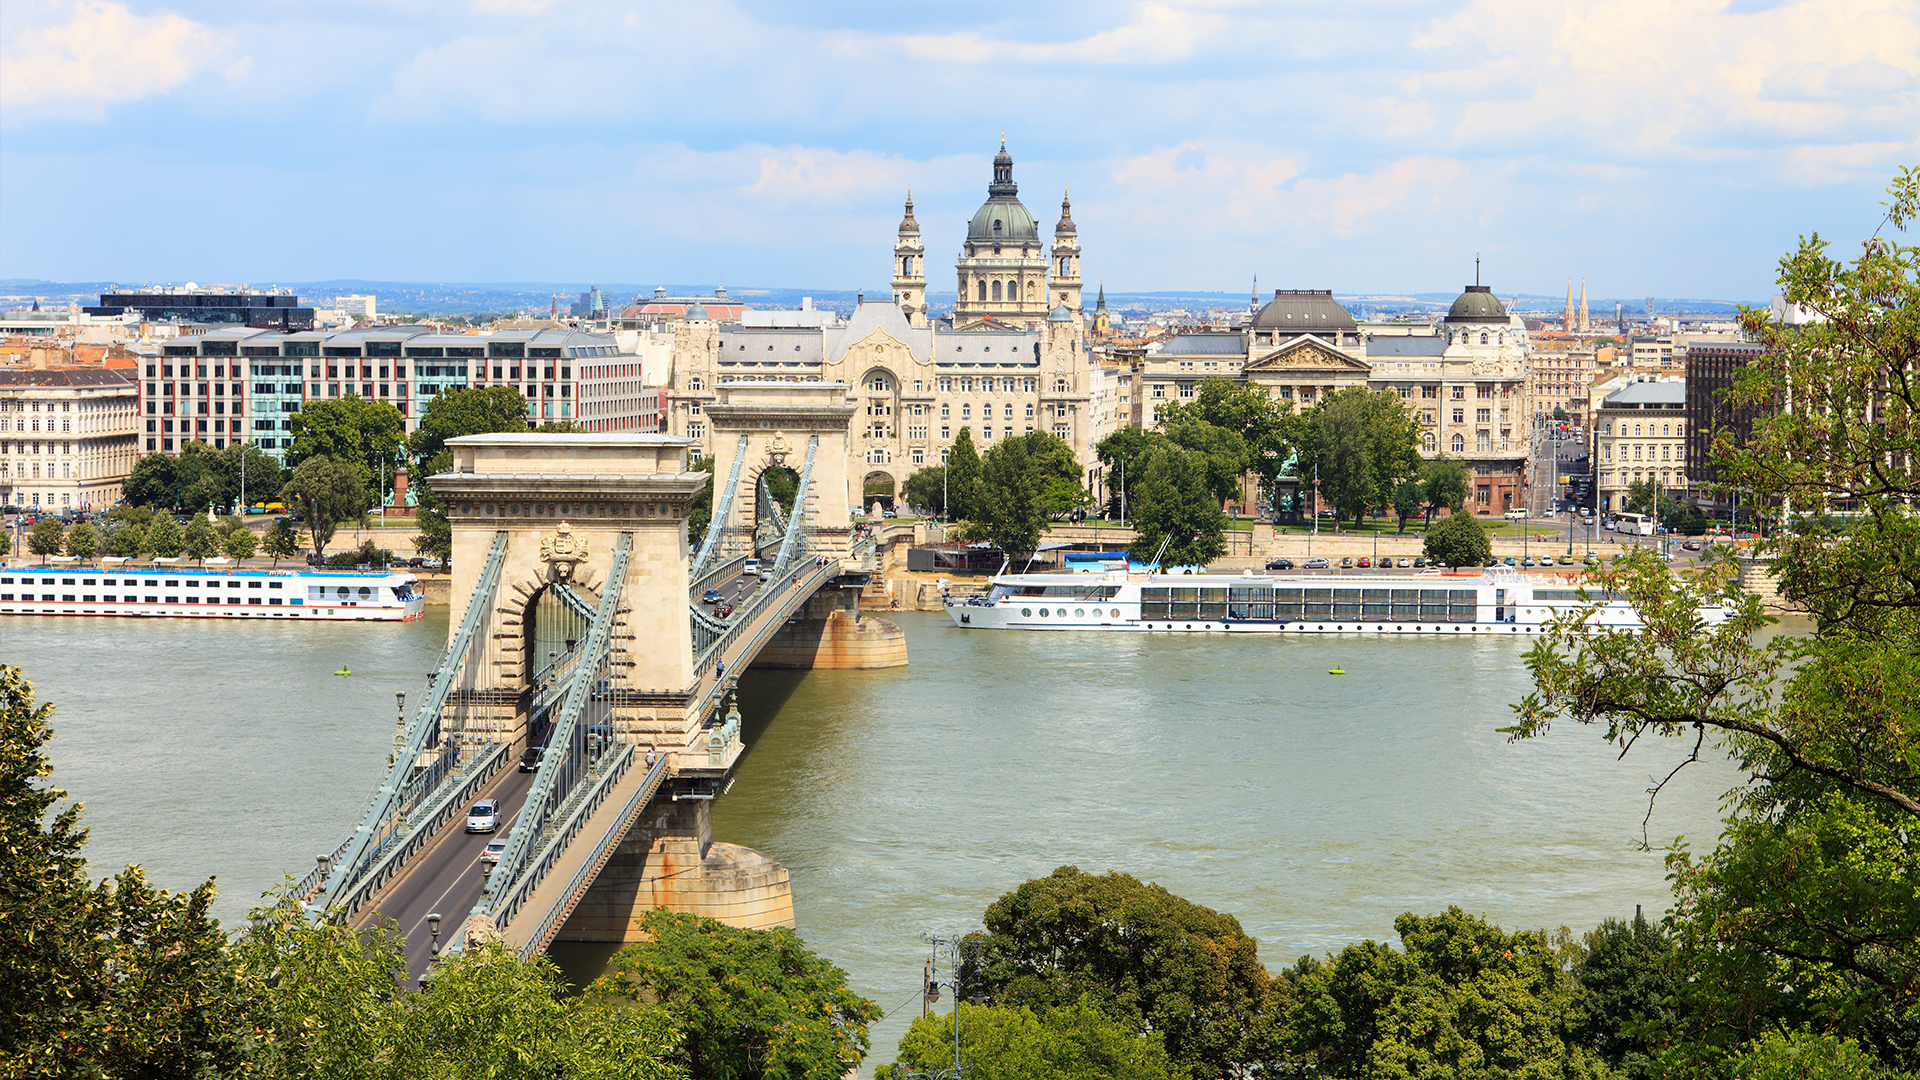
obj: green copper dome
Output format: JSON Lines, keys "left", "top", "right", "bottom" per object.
{"left": 966, "top": 142, "right": 1040, "bottom": 245}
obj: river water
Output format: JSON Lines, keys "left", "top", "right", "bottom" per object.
{"left": 9, "top": 608, "right": 1738, "bottom": 1070}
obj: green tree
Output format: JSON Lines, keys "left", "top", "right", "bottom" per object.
{"left": 1553, "top": 406, "right": 1570, "bottom": 422}
{"left": 282, "top": 455, "right": 370, "bottom": 559}
{"left": 1156, "top": 377, "right": 1295, "bottom": 506}
{"left": 947, "top": 427, "right": 984, "bottom": 521}
{"left": 408, "top": 385, "right": 531, "bottom": 463}
{"left": 1510, "top": 171, "right": 1920, "bottom": 1074}
{"left": 111, "top": 523, "right": 147, "bottom": 557}
{"left": 0, "top": 666, "right": 245, "bottom": 1079}
{"left": 0, "top": 532, "right": 9, "bottom": 558}
{"left": 411, "top": 449, "right": 453, "bottom": 564}
{"left": 222, "top": 525, "right": 257, "bottom": 560}
{"left": 182, "top": 515, "right": 219, "bottom": 562}
{"left": 1283, "top": 908, "right": 1614, "bottom": 1080}
{"left": 880, "top": 997, "right": 1177, "bottom": 1080}
{"left": 685, "top": 456, "right": 718, "bottom": 548}
{"left": 1391, "top": 478, "right": 1425, "bottom": 534}
{"left": 594, "top": 908, "right": 881, "bottom": 1080}
{"left": 903, "top": 464, "right": 950, "bottom": 519}
{"left": 1293, "top": 387, "right": 1422, "bottom": 527}
{"left": 1421, "top": 457, "right": 1472, "bottom": 526}
{"left": 261, "top": 517, "right": 299, "bottom": 566}
{"left": 1095, "top": 426, "right": 1159, "bottom": 520}
{"left": 287, "top": 396, "right": 405, "bottom": 502}
{"left": 146, "top": 513, "right": 183, "bottom": 557}
{"left": 1423, "top": 510, "right": 1490, "bottom": 567}
{"left": 1126, "top": 443, "right": 1228, "bottom": 569}
{"left": 122, "top": 452, "right": 179, "bottom": 508}
{"left": 1567, "top": 915, "right": 1683, "bottom": 1079}
{"left": 966, "top": 436, "right": 1047, "bottom": 561}
{"left": 174, "top": 439, "right": 231, "bottom": 511}
{"left": 393, "top": 939, "right": 684, "bottom": 1080}
{"left": 963, "top": 866, "right": 1279, "bottom": 1080}
{"left": 62, "top": 522, "right": 97, "bottom": 562}
{"left": 223, "top": 440, "right": 285, "bottom": 510}
{"left": 1621, "top": 478, "right": 1683, "bottom": 526}
{"left": 27, "top": 518, "right": 64, "bottom": 562}
{"left": 1163, "top": 416, "right": 1252, "bottom": 507}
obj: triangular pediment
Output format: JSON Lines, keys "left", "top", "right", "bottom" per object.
{"left": 1245, "top": 337, "right": 1372, "bottom": 374}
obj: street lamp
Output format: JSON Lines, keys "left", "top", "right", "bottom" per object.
{"left": 910, "top": 933, "right": 985, "bottom": 1080}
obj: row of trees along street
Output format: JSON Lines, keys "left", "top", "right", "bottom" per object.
{"left": 891, "top": 379, "right": 1479, "bottom": 572}
{"left": 111, "top": 387, "right": 578, "bottom": 565}
{"left": 4, "top": 171, "right": 1914, "bottom": 1080}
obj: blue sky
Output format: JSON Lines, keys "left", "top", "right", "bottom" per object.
{"left": 2, "top": 0, "right": 1915, "bottom": 302}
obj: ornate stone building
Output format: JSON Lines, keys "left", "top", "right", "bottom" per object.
{"left": 664, "top": 145, "right": 1097, "bottom": 511}
{"left": 952, "top": 142, "right": 1081, "bottom": 328}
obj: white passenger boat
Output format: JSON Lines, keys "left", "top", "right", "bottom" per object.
{"left": 0, "top": 562, "right": 426, "bottom": 621}
{"left": 944, "top": 567, "right": 1729, "bottom": 635}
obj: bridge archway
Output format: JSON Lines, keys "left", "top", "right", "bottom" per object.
{"left": 701, "top": 381, "right": 857, "bottom": 563}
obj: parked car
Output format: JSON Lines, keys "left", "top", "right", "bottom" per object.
{"left": 1558, "top": 553, "right": 1575, "bottom": 565}
{"left": 419, "top": 557, "right": 444, "bottom": 570}
{"left": 1339, "top": 556, "right": 1354, "bottom": 568}
{"left": 1356, "top": 557, "right": 1371, "bottom": 568}
{"left": 1503, "top": 555, "right": 1516, "bottom": 566}
{"left": 306, "top": 552, "right": 324, "bottom": 566}
{"left": 518, "top": 747, "right": 545, "bottom": 773}
{"left": 465, "top": 799, "right": 500, "bottom": 833}
{"left": 1264, "top": 558, "right": 1294, "bottom": 571}
{"left": 1397, "top": 557, "right": 1411, "bottom": 568}
{"left": 1682, "top": 539, "right": 1703, "bottom": 551}
{"left": 480, "top": 839, "right": 507, "bottom": 868}
{"left": 1411, "top": 556, "right": 1426, "bottom": 567}
{"left": 1303, "top": 557, "right": 1330, "bottom": 569}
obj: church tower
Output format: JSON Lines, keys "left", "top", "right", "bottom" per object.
{"left": 1578, "top": 277, "right": 1590, "bottom": 333}
{"left": 892, "top": 190, "right": 926, "bottom": 326}
{"left": 955, "top": 140, "right": 1049, "bottom": 327}
{"left": 1050, "top": 188, "right": 1082, "bottom": 313}
{"left": 1563, "top": 279, "right": 1575, "bottom": 331}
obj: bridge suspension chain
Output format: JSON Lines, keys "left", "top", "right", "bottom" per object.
{"left": 316, "top": 530, "right": 510, "bottom": 914}
{"left": 476, "top": 531, "right": 634, "bottom": 922}
{"left": 772, "top": 434, "right": 819, "bottom": 579}
{"left": 689, "top": 433, "right": 750, "bottom": 579}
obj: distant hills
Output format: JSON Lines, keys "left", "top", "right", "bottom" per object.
{"left": 0, "top": 278, "right": 1755, "bottom": 318}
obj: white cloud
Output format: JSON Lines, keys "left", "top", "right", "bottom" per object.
{"left": 1404, "top": 0, "right": 1920, "bottom": 175}
{"left": 0, "top": 0, "right": 243, "bottom": 122}
{"left": 834, "top": 2, "right": 1239, "bottom": 65}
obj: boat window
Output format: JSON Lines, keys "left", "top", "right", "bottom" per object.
{"left": 1021, "top": 608, "right": 1032, "bottom": 616}
{"left": 1037, "top": 608, "right": 1047, "bottom": 617}
{"left": 1057, "top": 609, "right": 1067, "bottom": 618}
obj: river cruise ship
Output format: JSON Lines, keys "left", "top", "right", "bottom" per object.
{"left": 0, "top": 560, "right": 426, "bottom": 621}
{"left": 945, "top": 567, "right": 1729, "bottom": 635}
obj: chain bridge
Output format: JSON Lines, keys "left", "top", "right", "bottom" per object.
{"left": 288, "top": 383, "right": 905, "bottom": 984}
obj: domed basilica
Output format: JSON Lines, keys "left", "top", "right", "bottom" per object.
{"left": 892, "top": 140, "right": 1082, "bottom": 329}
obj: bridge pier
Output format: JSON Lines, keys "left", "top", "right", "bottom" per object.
{"left": 557, "top": 795, "right": 794, "bottom": 940}
{"left": 751, "top": 585, "right": 909, "bottom": 670}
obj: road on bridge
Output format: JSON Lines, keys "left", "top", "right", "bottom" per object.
{"left": 360, "top": 765, "right": 537, "bottom": 986}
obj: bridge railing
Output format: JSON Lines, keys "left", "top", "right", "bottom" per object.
{"left": 323, "top": 740, "right": 511, "bottom": 916}
{"left": 488, "top": 739, "right": 648, "bottom": 932}
{"left": 691, "top": 555, "right": 843, "bottom": 720}
{"left": 691, "top": 554, "right": 749, "bottom": 599}
{"left": 510, "top": 747, "right": 670, "bottom": 956}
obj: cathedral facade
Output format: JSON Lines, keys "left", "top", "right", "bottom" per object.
{"left": 665, "top": 144, "right": 1096, "bottom": 511}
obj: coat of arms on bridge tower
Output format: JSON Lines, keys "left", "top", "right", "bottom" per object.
{"left": 766, "top": 433, "right": 791, "bottom": 468}
{"left": 539, "top": 522, "right": 589, "bottom": 580}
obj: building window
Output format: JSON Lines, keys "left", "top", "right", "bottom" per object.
{"left": 1477, "top": 431, "right": 1490, "bottom": 452}
{"left": 1452, "top": 408, "right": 1464, "bottom": 424}
{"left": 1451, "top": 433, "right": 1464, "bottom": 453}
{"left": 911, "top": 448, "right": 924, "bottom": 464}
{"left": 1477, "top": 485, "right": 1491, "bottom": 505}
{"left": 1451, "top": 386, "right": 1465, "bottom": 399}
{"left": 1476, "top": 408, "right": 1490, "bottom": 423}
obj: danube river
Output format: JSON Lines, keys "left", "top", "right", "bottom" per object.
{"left": 13, "top": 607, "right": 1738, "bottom": 1069}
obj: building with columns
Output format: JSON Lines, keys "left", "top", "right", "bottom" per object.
{"left": 664, "top": 145, "right": 1098, "bottom": 509}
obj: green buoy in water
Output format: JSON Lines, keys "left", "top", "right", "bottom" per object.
{"left": 334, "top": 667, "right": 352, "bottom": 677}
